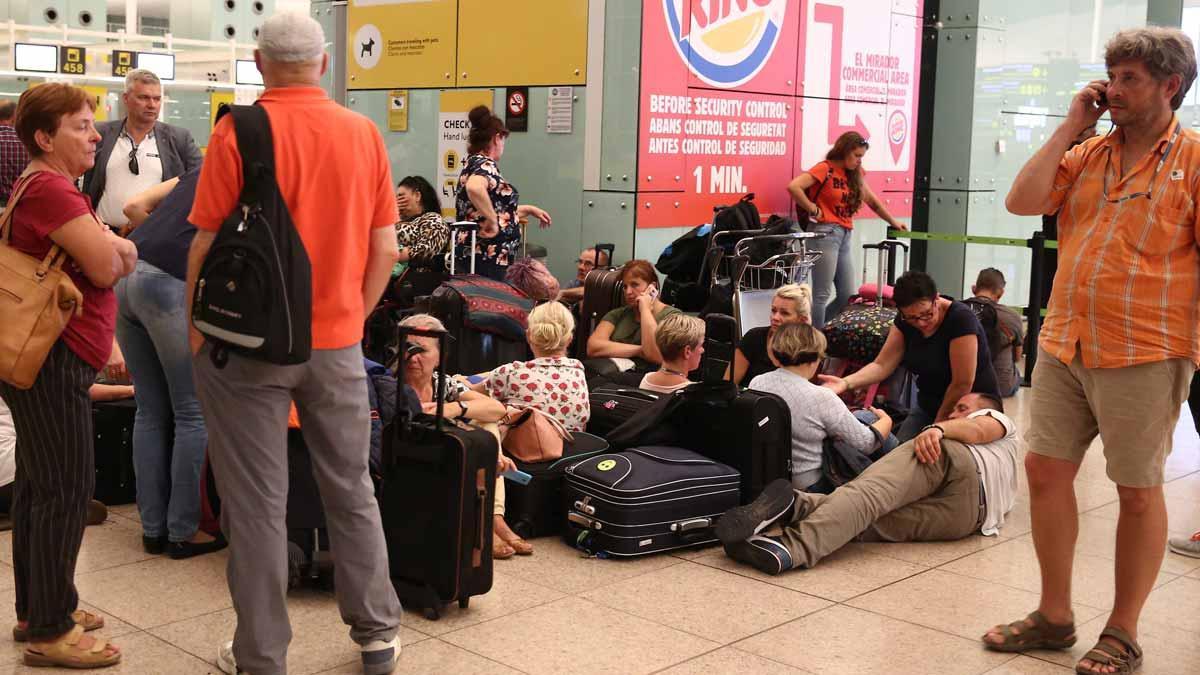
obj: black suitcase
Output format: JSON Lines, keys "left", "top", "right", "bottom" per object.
{"left": 673, "top": 385, "right": 791, "bottom": 503}
{"left": 586, "top": 386, "right": 665, "bottom": 438}
{"left": 504, "top": 431, "right": 609, "bottom": 539}
{"left": 428, "top": 283, "right": 531, "bottom": 375}
{"left": 380, "top": 326, "right": 498, "bottom": 620}
{"left": 574, "top": 268, "right": 624, "bottom": 358}
{"left": 564, "top": 446, "right": 740, "bottom": 556}
{"left": 92, "top": 399, "right": 137, "bottom": 505}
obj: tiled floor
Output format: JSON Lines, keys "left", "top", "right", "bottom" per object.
{"left": 6, "top": 388, "right": 1200, "bottom": 674}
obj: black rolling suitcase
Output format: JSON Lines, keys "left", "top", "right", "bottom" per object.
{"left": 92, "top": 399, "right": 137, "bottom": 505}
{"left": 504, "top": 432, "right": 609, "bottom": 539}
{"left": 586, "top": 386, "right": 665, "bottom": 438}
{"left": 564, "top": 446, "right": 740, "bottom": 556}
{"left": 380, "top": 326, "right": 498, "bottom": 620}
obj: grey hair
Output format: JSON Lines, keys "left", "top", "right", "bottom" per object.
{"left": 124, "top": 68, "right": 161, "bottom": 92}
{"left": 398, "top": 313, "right": 446, "bottom": 332}
{"left": 257, "top": 11, "right": 326, "bottom": 64}
{"left": 1105, "top": 27, "right": 1197, "bottom": 110}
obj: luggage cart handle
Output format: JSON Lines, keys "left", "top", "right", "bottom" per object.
{"left": 732, "top": 231, "right": 825, "bottom": 257}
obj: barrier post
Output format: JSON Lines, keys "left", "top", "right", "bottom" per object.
{"left": 1024, "top": 232, "right": 1046, "bottom": 384}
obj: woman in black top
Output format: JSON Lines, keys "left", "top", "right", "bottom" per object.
{"left": 818, "top": 271, "right": 999, "bottom": 442}
{"left": 731, "top": 284, "right": 813, "bottom": 386}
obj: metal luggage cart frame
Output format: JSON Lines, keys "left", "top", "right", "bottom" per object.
{"left": 728, "top": 232, "right": 825, "bottom": 336}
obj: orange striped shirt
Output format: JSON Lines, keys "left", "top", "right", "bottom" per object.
{"left": 1041, "top": 116, "right": 1200, "bottom": 369}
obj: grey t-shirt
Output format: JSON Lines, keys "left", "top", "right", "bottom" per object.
{"left": 748, "top": 369, "right": 875, "bottom": 489}
{"left": 963, "top": 409, "right": 1020, "bottom": 536}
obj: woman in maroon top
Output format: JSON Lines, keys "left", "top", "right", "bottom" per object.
{"left": 1, "top": 83, "right": 136, "bottom": 669}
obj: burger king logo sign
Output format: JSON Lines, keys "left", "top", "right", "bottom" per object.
{"left": 664, "top": 0, "right": 787, "bottom": 88}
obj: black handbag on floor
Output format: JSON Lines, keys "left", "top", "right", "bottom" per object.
{"left": 92, "top": 399, "right": 137, "bottom": 505}
{"left": 380, "top": 326, "right": 498, "bottom": 620}
{"left": 192, "top": 104, "right": 312, "bottom": 368}
{"left": 504, "top": 431, "right": 609, "bottom": 539}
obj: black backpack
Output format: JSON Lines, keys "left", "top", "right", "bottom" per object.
{"left": 963, "top": 297, "right": 1005, "bottom": 358}
{"left": 192, "top": 104, "right": 312, "bottom": 367}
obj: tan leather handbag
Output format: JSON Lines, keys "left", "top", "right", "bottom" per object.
{"left": 0, "top": 176, "right": 84, "bottom": 389}
{"left": 500, "top": 406, "right": 573, "bottom": 464}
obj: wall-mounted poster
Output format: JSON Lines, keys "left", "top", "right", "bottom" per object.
{"left": 635, "top": 0, "right": 923, "bottom": 228}
{"left": 347, "top": 0, "right": 457, "bottom": 90}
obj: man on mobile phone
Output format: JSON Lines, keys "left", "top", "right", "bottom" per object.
{"left": 984, "top": 27, "right": 1199, "bottom": 675}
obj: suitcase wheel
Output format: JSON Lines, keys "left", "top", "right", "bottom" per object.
{"left": 458, "top": 597, "right": 470, "bottom": 609}
{"left": 422, "top": 606, "right": 441, "bottom": 621}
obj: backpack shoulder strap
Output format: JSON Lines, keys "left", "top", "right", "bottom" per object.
{"left": 809, "top": 161, "right": 832, "bottom": 200}
{"left": 222, "top": 104, "right": 276, "bottom": 206}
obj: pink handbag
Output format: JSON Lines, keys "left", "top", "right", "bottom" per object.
{"left": 500, "top": 406, "right": 573, "bottom": 464}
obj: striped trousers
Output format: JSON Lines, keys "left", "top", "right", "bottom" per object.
{"left": 0, "top": 340, "right": 96, "bottom": 640}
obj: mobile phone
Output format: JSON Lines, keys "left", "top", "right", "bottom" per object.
{"left": 646, "top": 284, "right": 660, "bottom": 302}
{"left": 1096, "top": 84, "right": 1108, "bottom": 108}
{"left": 500, "top": 469, "right": 533, "bottom": 485}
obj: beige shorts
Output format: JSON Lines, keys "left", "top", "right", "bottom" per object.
{"left": 1026, "top": 349, "right": 1194, "bottom": 487}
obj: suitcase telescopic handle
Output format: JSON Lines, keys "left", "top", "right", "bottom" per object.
{"left": 395, "top": 326, "right": 450, "bottom": 431}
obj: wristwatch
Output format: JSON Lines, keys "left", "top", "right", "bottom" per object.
{"left": 456, "top": 400, "right": 469, "bottom": 420}
{"left": 921, "top": 424, "right": 945, "bottom": 437}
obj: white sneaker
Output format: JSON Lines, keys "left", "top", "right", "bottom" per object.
{"left": 216, "top": 641, "right": 239, "bottom": 675}
{"left": 360, "top": 636, "right": 400, "bottom": 675}
{"left": 1168, "top": 534, "right": 1200, "bottom": 559}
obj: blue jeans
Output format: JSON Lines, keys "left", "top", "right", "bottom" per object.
{"left": 853, "top": 409, "right": 900, "bottom": 457}
{"left": 115, "top": 261, "right": 208, "bottom": 542}
{"left": 895, "top": 403, "right": 935, "bottom": 444}
{"left": 810, "top": 224, "right": 857, "bottom": 327}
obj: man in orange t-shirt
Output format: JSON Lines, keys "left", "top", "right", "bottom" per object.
{"left": 184, "top": 12, "right": 402, "bottom": 675}
{"left": 983, "top": 28, "right": 1199, "bottom": 674}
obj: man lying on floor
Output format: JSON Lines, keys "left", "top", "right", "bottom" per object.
{"left": 717, "top": 392, "right": 1019, "bottom": 574}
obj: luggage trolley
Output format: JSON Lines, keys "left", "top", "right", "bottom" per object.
{"left": 729, "top": 232, "right": 825, "bottom": 336}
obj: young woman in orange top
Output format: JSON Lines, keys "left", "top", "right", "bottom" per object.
{"left": 788, "top": 131, "right": 908, "bottom": 327}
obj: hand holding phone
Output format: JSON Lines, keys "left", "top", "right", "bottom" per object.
{"left": 500, "top": 469, "right": 533, "bottom": 485}
{"left": 646, "top": 284, "right": 660, "bottom": 302}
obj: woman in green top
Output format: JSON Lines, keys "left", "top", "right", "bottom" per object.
{"left": 587, "top": 259, "right": 681, "bottom": 367}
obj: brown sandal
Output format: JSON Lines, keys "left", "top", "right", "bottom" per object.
{"left": 1076, "top": 626, "right": 1143, "bottom": 675}
{"left": 14, "top": 609, "right": 105, "bottom": 642}
{"left": 982, "top": 611, "right": 1077, "bottom": 652}
{"left": 23, "top": 623, "right": 121, "bottom": 669}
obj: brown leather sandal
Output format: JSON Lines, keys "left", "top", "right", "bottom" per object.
{"left": 14, "top": 609, "right": 104, "bottom": 642}
{"left": 982, "top": 611, "right": 1077, "bottom": 652}
{"left": 1076, "top": 626, "right": 1143, "bottom": 675}
{"left": 23, "top": 623, "right": 121, "bottom": 669}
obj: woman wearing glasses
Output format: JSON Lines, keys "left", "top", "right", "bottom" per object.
{"left": 788, "top": 131, "right": 909, "bottom": 327}
{"left": 819, "top": 271, "right": 1000, "bottom": 443}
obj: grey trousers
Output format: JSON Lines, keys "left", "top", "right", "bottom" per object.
{"left": 771, "top": 439, "right": 983, "bottom": 568}
{"left": 194, "top": 343, "right": 401, "bottom": 675}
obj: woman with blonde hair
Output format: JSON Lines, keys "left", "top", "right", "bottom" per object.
{"left": 639, "top": 314, "right": 705, "bottom": 393}
{"left": 749, "top": 323, "right": 894, "bottom": 493}
{"left": 471, "top": 301, "right": 589, "bottom": 556}
{"left": 731, "top": 284, "right": 813, "bottom": 387}
{"left": 788, "top": 131, "right": 908, "bottom": 327}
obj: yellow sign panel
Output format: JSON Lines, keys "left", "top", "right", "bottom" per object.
{"left": 210, "top": 91, "right": 235, "bottom": 129}
{"left": 436, "top": 89, "right": 493, "bottom": 218}
{"left": 457, "top": 0, "right": 587, "bottom": 86}
{"left": 347, "top": 0, "right": 457, "bottom": 90}
{"left": 388, "top": 90, "right": 408, "bottom": 131}
{"left": 81, "top": 86, "right": 108, "bottom": 122}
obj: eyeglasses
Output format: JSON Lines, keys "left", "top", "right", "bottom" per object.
{"left": 899, "top": 306, "right": 937, "bottom": 324}
{"left": 128, "top": 146, "right": 139, "bottom": 176}
{"left": 857, "top": 139, "right": 870, "bottom": 149}
{"left": 1102, "top": 121, "right": 1181, "bottom": 203}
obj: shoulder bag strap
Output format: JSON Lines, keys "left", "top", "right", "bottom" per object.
{"left": 225, "top": 104, "right": 276, "bottom": 207}
{"left": 1, "top": 172, "right": 72, "bottom": 275}
{"left": 808, "top": 161, "right": 832, "bottom": 202}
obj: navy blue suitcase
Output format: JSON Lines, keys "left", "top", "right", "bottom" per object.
{"left": 504, "top": 431, "right": 610, "bottom": 539}
{"left": 564, "top": 446, "right": 740, "bottom": 556}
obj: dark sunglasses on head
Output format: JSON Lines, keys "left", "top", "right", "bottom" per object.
{"left": 857, "top": 139, "right": 870, "bottom": 149}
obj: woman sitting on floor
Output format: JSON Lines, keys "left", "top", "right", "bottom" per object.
{"left": 638, "top": 314, "right": 706, "bottom": 394}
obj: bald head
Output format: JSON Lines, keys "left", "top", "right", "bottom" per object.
{"left": 254, "top": 11, "right": 328, "bottom": 88}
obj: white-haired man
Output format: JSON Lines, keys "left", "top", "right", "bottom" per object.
{"left": 185, "top": 12, "right": 402, "bottom": 675}
{"left": 83, "top": 69, "right": 201, "bottom": 232}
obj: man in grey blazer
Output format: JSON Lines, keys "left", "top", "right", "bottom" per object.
{"left": 82, "top": 69, "right": 202, "bottom": 232}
